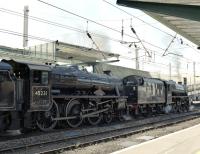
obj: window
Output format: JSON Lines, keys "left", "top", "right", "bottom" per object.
{"left": 33, "top": 71, "right": 41, "bottom": 83}
{"left": 33, "top": 71, "right": 49, "bottom": 85}
{"left": 41, "top": 72, "right": 48, "bottom": 85}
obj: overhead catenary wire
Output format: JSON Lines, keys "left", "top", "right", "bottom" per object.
{"left": 1, "top": 7, "right": 198, "bottom": 58}
{"left": 2, "top": 6, "right": 185, "bottom": 56}
{"left": 0, "top": 7, "right": 197, "bottom": 66}
{"left": 0, "top": 28, "right": 190, "bottom": 73}
{"left": 102, "top": 0, "right": 200, "bottom": 56}
{"left": 102, "top": 0, "right": 174, "bottom": 37}
{"left": 0, "top": 27, "right": 178, "bottom": 68}
{"left": 162, "top": 34, "right": 177, "bottom": 56}
{"left": 130, "top": 26, "right": 151, "bottom": 57}
{"left": 0, "top": 28, "right": 52, "bottom": 42}
{"left": 86, "top": 31, "right": 107, "bottom": 59}
{"left": 0, "top": 7, "right": 196, "bottom": 75}
{"left": 85, "top": 20, "right": 106, "bottom": 59}
{"left": 0, "top": 19, "right": 193, "bottom": 67}
{"left": 36, "top": 0, "right": 139, "bottom": 41}
{"left": 35, "top": 0, "right": 169, "bottom": 53}
{"left": 0, "top": 8, "right": 139, "bottom": 47}
{"left": 120, "top": 40, "right": 194, "bottom": 63}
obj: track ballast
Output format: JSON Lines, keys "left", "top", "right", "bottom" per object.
{"left": 0, "top": 109, "right": 200, "bottom": 154}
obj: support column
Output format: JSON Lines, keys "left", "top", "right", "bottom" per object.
{"left": 169, "top": 62, "right": 171, "bottom": 80}
{"left": 193, "top": 62, "right": 196, "bottom": 93}
{"left": 135, "top": 48, "right": 139, "bottom": 70}
{"left": 23, "top": 6, "right": 29, "bottom": 47}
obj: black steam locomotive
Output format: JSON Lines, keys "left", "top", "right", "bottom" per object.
{"left": 0, "top": 60, "right": 189, "bottom": 132}
{"left": 123, "top": 76, "right": 189, "bottom": 116}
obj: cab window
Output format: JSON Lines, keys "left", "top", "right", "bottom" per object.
{"left": 33, "top": 71, "right": 49, "bottom": 85}
{"left": 41, "top": 72, "right": 49, "bottom": 85}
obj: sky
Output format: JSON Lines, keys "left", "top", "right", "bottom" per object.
{"left": 0, "top": 0, "right": 200, "bottom": 84}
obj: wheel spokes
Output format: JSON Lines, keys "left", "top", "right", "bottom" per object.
{"left": 66, "top": 100, "right": 83, "bottom": 128}
{"left": 87, "top": 113, "right": 102, "bottom": 125}
{"left": 36, "top": 101, "right": 59, "bottom": 131}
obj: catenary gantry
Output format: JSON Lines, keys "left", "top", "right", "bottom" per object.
{"left": 117, "top": 0, "right": 200, "bottom": 47}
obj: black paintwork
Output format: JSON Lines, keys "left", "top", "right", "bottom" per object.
{"left": 51, "top": 65, "right": 123, "bottom": 95}
{"left": 123, "top": 75, "right": 188, "bottom": 105}
{"left": 0, "top": 60, "right": 189, "bottom": 132}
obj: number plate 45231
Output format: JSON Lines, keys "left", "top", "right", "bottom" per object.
{"left": 35, "top": 90, "right": 48, "bottom": 96}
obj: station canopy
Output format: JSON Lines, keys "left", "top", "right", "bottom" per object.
{"left": 117, "top": 0, "right": 200, "bottom": 47}
{"left": 0, "top": 41, "right": 120, "bottom": 64}
{"left": 54, "top": 41, "right": 120, "bottom": 63}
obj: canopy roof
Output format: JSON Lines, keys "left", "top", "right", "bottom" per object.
{"left": 55, "top": 41, "right": 120, "bottom": 62}
{"left": 117, "top": 0, "right": 200, "bottom": 47}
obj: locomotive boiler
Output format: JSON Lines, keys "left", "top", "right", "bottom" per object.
{"left": 51, "top": 65, "right": 127, "bottom": 128}
{"left": 51, "top": 65, "right": 123, "bottom": 95}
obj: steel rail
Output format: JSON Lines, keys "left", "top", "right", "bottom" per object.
{"left": 0, "top": 110, "right": 200, "bottom": 154}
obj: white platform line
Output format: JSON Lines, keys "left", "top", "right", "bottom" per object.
{"left": 112, "top": 123, "right": 200, "bottom": 154}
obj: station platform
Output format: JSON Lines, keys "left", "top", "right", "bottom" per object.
{"left": 112, "top": 123, "right": 200, "bottom": 154}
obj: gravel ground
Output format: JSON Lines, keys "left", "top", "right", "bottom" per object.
{"left": 62, "top": 117, "right": 200, "bottom": 154}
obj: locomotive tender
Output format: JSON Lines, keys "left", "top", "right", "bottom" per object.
{"left": 0, "top": 60, "right": 189, "bottom": 132}
{"left": 123, "top": 76, "right": 189, "bottom": 115}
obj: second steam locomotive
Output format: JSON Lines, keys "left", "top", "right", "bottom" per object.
{"left": 0, "top": 59, "right": 189, "bottom": 132}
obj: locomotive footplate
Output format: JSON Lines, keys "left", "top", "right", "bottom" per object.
{"left": 53, "top": 95, "right": 127, "bottom": 99}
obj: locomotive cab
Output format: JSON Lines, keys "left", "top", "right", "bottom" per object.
{"left": 3, "top": 60, "right": 52, "bottom": 111}
{"left": 0, "top": 60, "right": 53, "bottom": 131}
{"left": 0, "top": 62, "right": 15, "bottom": 110}
{"left": 122, "top": 75, "right": 143, "bottom": 104}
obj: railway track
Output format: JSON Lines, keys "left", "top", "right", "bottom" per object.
{"left": 1, "top": 109, "right": 200, "bottom": 154}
